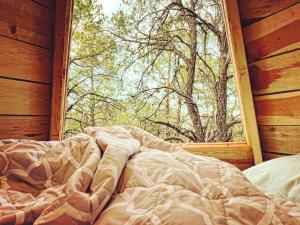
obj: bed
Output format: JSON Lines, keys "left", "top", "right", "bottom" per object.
{"left": 0, "top": 126, "right": 300, "bottom": 225}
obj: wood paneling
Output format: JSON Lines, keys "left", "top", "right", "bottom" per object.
{"left": 181, "top": 142, "right": 254, "bottom": 170}
{"left": 254, "top": 91, "right": 300, "bottom": 125}
{"left": 249, "top": 49, "right": 300, "bottom": 95}
{"left": 0, "top": 0, "right": 54, "bottom": 49}
{"left": 262, "top": 152, "right": 291, "bottom": 161}
{"left": 259, "top": 125, "right": 300, "bottom": 154}
{"left": 239, "top": 1, "right": 300, "bottom": 159}
{"left": 32, "top": 0, "right": 54, "bottom": 9}
{"left": 0, "top": 0, "right": 73, "bottom": 141}
{"left": 243, "top": 3, "right": 300, "bottom": 62}
{"left": 0, "top": 78, "right": 50, "bottom": 115}
{"left": 238, "top": 0, "right": 300, "bottom": 26}
{"left": 233, "top": 163, "right": 254, "bottom": 171}
{"left": 0, "top": 116, "right": 49, "bottom": 140}
{"left": 221, "top": 0, "right": 262, "bottom": 164}
{"left": 50, "top": 0, "right": 74, "bottom": 140}
{"left": 0, "top": 35, "right": 52, "bottom": 83}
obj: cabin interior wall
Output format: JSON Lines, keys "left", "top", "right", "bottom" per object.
{"left": 1, "top": 0, "right": 298, "bottom": 165}
{"left": 238, "top": 0, "right": 300, "bottom": 160}
{"left": 0, "top": 0, "right": 55, "bottom": 140}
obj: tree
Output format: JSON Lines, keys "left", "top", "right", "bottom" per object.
{"left": 65, "top": 0, "right": 121, "bottom": 136}
{"left": 64, "top": 0, "right": 244, "bottom": 143}
{"left": 109, "top": 0, "right": 242, "bottom": 142}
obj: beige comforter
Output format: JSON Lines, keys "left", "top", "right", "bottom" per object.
{"left": 0, "top": 126, "right": 300, "bottom": 225}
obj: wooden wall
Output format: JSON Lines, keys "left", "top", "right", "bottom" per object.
{"left": 0, "top": 0, "right": 55, "bottom": 140}
{"left": 238, "top": 0, "right": 300, "bottom": 160}
{"left": 0, "top": 0, "right": 74, "bottom": 142}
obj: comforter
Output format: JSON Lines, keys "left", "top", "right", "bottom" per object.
{"left": 0, "top": 126, "right": 299, "bottom": 225}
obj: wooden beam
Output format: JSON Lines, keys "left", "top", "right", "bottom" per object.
{"left": 0, "top": 35, "right": 52, "bottom": 83}
{"left": 262, "top": 152, "right": 291, "bottom": 161}
{"left": 180, "top": 142, "right": 254, "bottom": 170}
{"left": 238, "top": 0, "right": 300, "bottom": 27}
{"left": 254, "top": 91, "right": 300, "bottom": 125}
{"left": 32, "top": 0, "right": 54, "bottom": 9}
{"left": 0, "top": 0, "right": 54, "bottom": 49}
{"left": 0, "top": 78, "right": 50, "bottom": 115}
{"left": 259, "top": 125, "right": 300, "bottom": 154}
{"left": 243, "top": 3, "right": 300, "bottom": 62}
{"left": 181, "top": 142, "right": 253, "bottom": 163}
{"left": 221, "top": 0, "right": 263, "bottom": 164}
{"left": 49, "top": 0, "right": 74, "bottom": 140}
{"left": 248, "top": 49, "right": 300, "bottom": 95}
{"left": 0, "top": 116, "right": 49, "bottom": 140}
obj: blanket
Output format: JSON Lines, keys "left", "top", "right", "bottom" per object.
{"left": 0, "top": 126, "right": 300, "bottom": 225}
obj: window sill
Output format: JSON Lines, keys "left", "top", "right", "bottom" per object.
{"left": 179, "top": 142, "right": 254, "bottom": 170}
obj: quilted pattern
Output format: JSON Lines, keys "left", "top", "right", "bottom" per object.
{"left": 0, "top": 126, "right": 300, "bottom": 225}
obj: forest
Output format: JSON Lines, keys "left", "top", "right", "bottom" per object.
{"left": 65, "top": 0, "right": 245, "bottom": 143}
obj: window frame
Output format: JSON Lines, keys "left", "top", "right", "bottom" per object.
{"left": 183, "top": 0, "right": 263, "bottom": 165}
{"left": 49, "top": 0, "right": 263, "bottom": 165}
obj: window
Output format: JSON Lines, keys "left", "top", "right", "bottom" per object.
{"left": 65, "top": 0, "right": 245, "bottom": 144}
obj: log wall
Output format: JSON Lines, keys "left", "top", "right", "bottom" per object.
{"left": 0, "top": 0, "right": 54, "bottom": 140}
{"left": 238, "top": 0, "right": 300, "bottom": 160}
{"left": 0, "top": 0, "right": 74, "bottom": 141}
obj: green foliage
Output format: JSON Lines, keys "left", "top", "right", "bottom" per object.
{"left": 65, "top": 0, "right": 245, "bottom": 143}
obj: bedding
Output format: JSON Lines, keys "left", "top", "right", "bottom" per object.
{"left": 0, "top": 126, "right": 299, "bottom": 225}
{"left": 244, "top": 154, "right": 300, "bottom": 207}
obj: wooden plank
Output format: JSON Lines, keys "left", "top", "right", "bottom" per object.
{"left": 232, "top": 163, "right": 253, "bottom": 170}
{"left": 0, "top": 78, "right": 50, "bottom": 115}
{"left": 50, "top": 0, "right": 74, "bottom": 140}
{"left": 181, "top": 143, "right": 254, "bottom": 170}
{"left": 238, "top": 0, "right": 300, "bottom": 26}
{"left": 254, "top": 91, "right": 300, "bottom": 125}
{"left": 262, "top": 152, "right": 291, "bottom": 161}
{"left": 0, "top": 35, "right": 52, "bottom": 83}
{"left": 221, "top": 0, "right": 263, "bottom": 164}
{"left": 0, "top": 116, "right": 49, "bottom": 140}
{"left": 181, "top": 142, "right": 254, "bottom": 164}
{"left": 0, "top": 0, "right": 54, "bottom": 49}
{"left": 249, "top": 49, "right": 300, "bottom": 95}
{"left": 243, "top": 4, "right": 300, "bottom": 62}
{"left": 32, "top": 0, "right": 54, "bottom": 9}
{"left": 259, "top": 125, "right": 300, "bottom": 154}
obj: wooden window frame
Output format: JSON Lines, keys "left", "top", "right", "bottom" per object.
{"left": 50, "top": 0, "right": 74, "bottom": 140}
{"left": 180, "top": 142, "right": 255, "bottom": 170}
{"left": 49, "top": 0, "right": 262, "bottom": 165}
{"left": 181, "top": 0, "right": 263, "bottom": 165}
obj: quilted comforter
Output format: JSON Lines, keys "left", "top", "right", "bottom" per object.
{"left": 0, "top": 126, "right": 300, "bottom": 225}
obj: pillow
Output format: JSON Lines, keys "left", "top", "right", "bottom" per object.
{"left": 243, "top": 154, "right": 300, "bottom": 206}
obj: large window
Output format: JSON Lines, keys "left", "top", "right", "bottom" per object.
{"left": 65, "top": 0, "right": 245, "bottom": 143}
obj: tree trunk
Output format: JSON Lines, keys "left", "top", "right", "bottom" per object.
{"left": 215, "top": 31, "right": 230, "bottom": 141}
{"left": 184, "top": 0, "right": 205, "bottom": 142}
{"left": 176, "top": 96, "right": 182, "bottom": 127}
{"left": 163, "top": 55, "right": 172, "bottom": 138}
{"left": 89, "top": 67, "right": 96, "bottom": 126}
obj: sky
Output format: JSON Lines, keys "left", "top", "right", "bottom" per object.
{"left": 98, "top": 0, "right": 122, "bottom": 15}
